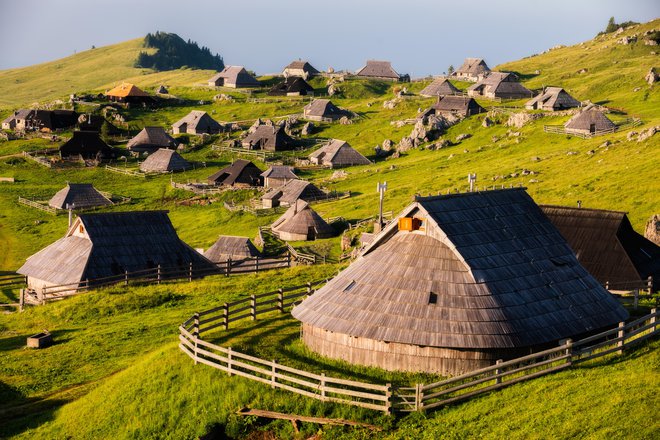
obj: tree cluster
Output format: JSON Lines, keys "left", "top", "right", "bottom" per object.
{"left": 135, "top": 31, "right": 224, "bottom": 71}
{"left": 600, "top": 17, "right": 639, "bottom": 35}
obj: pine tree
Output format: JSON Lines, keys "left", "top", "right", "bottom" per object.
{"left": 605, "top": 17, "right": 617, "bottom": 33}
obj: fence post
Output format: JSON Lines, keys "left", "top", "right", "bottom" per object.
{"left": 157, "top": 264, "right": 162, "bottom": 285}
{"left": 124, "top": 270, "right": 129, "bottom": 286}
{"left": 226, "top": 258, "right": 231, "bottom": 277}
{"left": 189, "top": 262, "right": 193, "bottom": 282}
{"left": 255, "top": 256, "right": 259, "bottom": 273}
{"left": 617, "top": 322, "right": 625, "bottom": 355}
{"left": 648, "top": 276, "right": 653, "bottom": 295}
{"left": 495, "top": 359, "right": 503, "bottom": 384}
{"left": 227, "top": 347, "right": 233, "bottom": 376}
{"left": 193, "top": 312, "right": 200, "bottom": 365}
{"left": 565, "top": 339, "right": 573, "bottom": 366}
{"left": 19, "top": 288, "right": 24, "bottom": 312}
{"left": 271, "top": 360, "right": 276, "bottom": 389}
{"left": 385, "top": 383, "right": 392, "bottom": 414}
{"left": 287, "top": 251, "right": 291, "bottom": 268}
{"left": 223, "top": 303, "right": 229, "bottom": 330}
{"left": 634, "top": 289, "right": 639, "bottom": 310}
{"left": 320, "top": 373, "right": 326, "bottom": 401}
{"left": 651, "top": 308, "right": 657, "bottom": 333}
{"left": 250, "top": 295, "right": 256, "bottom": 320}
{"left": 415, "top": 383, "right": 422, "bottom": 411}
{"left": 277, "top": 288, "right": 284, "bottom": 312}
{"left": 605, "top": 281, "right": 609, "bottom": 291}
{"left": 306, "top": 282, "right": 312, "bottom": 297}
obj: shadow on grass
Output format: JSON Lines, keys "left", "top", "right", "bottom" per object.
{"left": 0, "top": 380, "right": 64, "bottom": 438}
{"left": 0, "top": 328, "right": 75, "bottom": 352}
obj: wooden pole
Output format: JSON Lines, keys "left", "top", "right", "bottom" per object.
{"left": 565, "top": 339, "right": 573, "bottom": 366}
{"left": 125, "top": 270, "right": 129, "bottom": 286}
{"left": 271, "top": 360, "right": 276, "bottom": 389}
{"left": 385, "top": 383, "right": 392, "bottom": 414}
{"left": 617, "top": 322, "right": 625, "bottom": 354}
{"left": 223, "top": 303, "right": 229, "bottom": 330}
{"left": 227, "top": 347, "right": 233, "bottom": 376}
{"left": 306, "top": 282, "right": 312, "bottom": 297}
{"left": 648, "top": 276, "right": 653, "bottom": 295}
{"left": 189, "top": 262, "right": 193, "bottom": 282}
{"left": 19, "top": 288, "right": 24, "bottom": 312}
{"left": 634, "top": 289, "right": 639, "bottom": 310}
{"left": 651, "top": 308, "right": 657, "bottom": 333}
{"left": 226, "top": 258, "right": 231, "bottom": 277}
{"left": 250, "top": 295, "right": 256, "bottom": 320}
{"left": 320, "top": 373, "right": 326, "bottom": 401}
{"left": 277, "top": 288, "right": 284, "bottom": 313}
{"left": 157, "top": 264, "right": 162, "bottom": 285}
{"left": 495, "top": 359, "right": 503, "bottom": 384}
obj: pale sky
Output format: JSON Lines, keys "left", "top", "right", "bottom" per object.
{"left": 0, "top": 0, "right": 657, "bottom": 76}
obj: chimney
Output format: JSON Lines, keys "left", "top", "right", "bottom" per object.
{"left": 66, "top": 203, "right": 75, "bottom": 228}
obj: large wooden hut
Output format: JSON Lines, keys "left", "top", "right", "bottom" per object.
{"left": 203, "top": 236, "right": 260, "bottom": 263}
{"left": 355, "top": 60, "right": 406, "bottom": 81}
{"left": 139, "top": 148, "right": 191, "bottom": 173}
{"left": 17, "top": 211, "right": 214, "bottom": 296}
{"left": 262, "top": 179, "right": 327, "bottom": 208}
{"left": 419, "top": 78, "right": 461, "bottom": 97}
{"left": 59, "top": 131, "right": 115, "bottom": 160}
{"left": 453, "top": 58, "right": 491, "bottom": 82}
{"left": 292, "top": 188, "right": 628, "bottom": 375}
{"left": 127, "top": 127, "right": 178, "bottom": 153}
{"left": 261, "top": 166, "right": 298, "bottom": 189}
{"left": 271, "top": 200, "right": 335, "bottom": 241}
{"left": 309, "top": 139, "right": 370, "bottom": 168}
{"left": 207, "top": 159, "right": 262, "bottom": 187}
{"left": 208, "top": 66, "right": 260, "bottom": 88}
{"left": 303, "top": 99, "right": 347, "bottom": 122}
{"left": 525, "top": 87, "right": 581, "bottom": 111}
{"left": 48, "top": 183, "right": 113, "bottom": 210}
{"left": 467, "top": 72, "right": 532, "bottom": 100}
{"left": 172, "top": 111, "right": 224, "bottom": 135}
{"left": 283, "top": 60, "right": 320, "bottom": 78}
{"left": 419, "top": 96, "right": 485, "bottom": 119}
{"left": 541, "top": 205, "right": 660, "bottom": 291}
{"left": 105, "top": 83, "right": 152, "bottom": 104}
{"left": 241, "top": 125, "right": 295, "bottom": 151}
{"left": 28, "top": 110, "right": 78, "bottom": 132}
{"left": 564, "top": 105, "right": 616, "bottom": 136}
{"left": 268, "top": 77, "right": 314, "bottom": 96}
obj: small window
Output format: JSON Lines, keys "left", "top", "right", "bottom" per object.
{"left": 428, "top": 292, "right": 438, "bottom": 304}
{"left": 79, "top": 225, "right": 84, "bottom": 234}
{"left": 344, "top": 280, "right": 357, "bottom": 292}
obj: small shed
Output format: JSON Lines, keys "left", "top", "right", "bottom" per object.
{"left": 541, "top": 205, "right": 660, "bottom": 291}
{"left": 525, "top": 87, "right": 581, "bottom": 111}
{"left": 261, "top": 166, "right": 298, "bottom": 189}
{"left": 139, "top": 149, "right": 192, "bottom": 173}
{"left": 17, "top": 211, "right": 215, "bottom": 296}
{"left": 172, "top": 111, "right": 224, "bottom": 135}
{"left": 291, "top": 188, "right": 628, "bottom": 375}
{"left": 105, "top": 83, "right": 152, "bottom": 104}
{"left": 268, "top": 77, "right": 314, "bottom": 96}
{"left": 467, "top": 72, "right": 532, "bottom": 100}
{"left": 355, "top": 60, "right": 406, "bottom": 81}
{"left": 59, "top": 131, "right": 115, "bottom": 160}
{"left": 309, "top": 139, "right": 370, "bottom": 168}
{"left": 419, "top": 78, "right": 461, "bottom": 97}
{"left": 420, "top": 96, "right": 485, "bottom": 119}
{"left": 207, "top": 159, "right": 262, "bottom": 187}
{"left": 127, "top": 127, "right": 178, "bottom": 153}
{"left": 242, "top": 125, "right": 295, "bottom": 151}
{"left": 283, "top": 60, "right": 320, "bottom": 78}
{"left": 453, "top": 58, "right": 491, "bottom": 82}
{"left": 203, "top": 236, "right": 261, "bottom": 263}
{"left": 271, "top": 200, "right": 335, "bottom": 241}
{"left": 208, "top": 66, "right": 260, "bottom": 88}
{"left": 2, "top": 109, "right": 34, "bottom": 131}
{"left": 564, "top": 105, "right": 616, "bottom": 135}
{"left": 262, "top": 179, "right": 327, "bottom": 208}
{"left": 303, "top": 99, "right": 347, "bottom": 122}
{"left": 48, "top": 183, "right": 113, "bottom": 210}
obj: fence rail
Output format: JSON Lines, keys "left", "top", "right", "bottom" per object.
{"left": 17, "top": 197, "right": 58, "bottom": 214}
{"left": 105, "top": 165, "right": 148, "bottom": 178}
{"left": 543, "top": 118, "right": 641, "bottom": 139}
{"left": 286, "top": 243, "right": 317, "bottom": 264}
{"left": 180, "top": 297, "right": 659, "bottom": 414}
{"left": 212, "top": 144, "right": 274, "bottom": 160}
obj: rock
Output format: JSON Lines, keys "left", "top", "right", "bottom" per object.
{"left": 531, "top": 156, "right": 541, "bottom": 162}
{"left": 550, "top": 44, "right": 565, "bottom": 50}
{"left": 627, "top": 130, "right": 639, "bottom": 141}
{"left": 633, "top": 87, "right": 641, "bottom": 92}
{"left": 455, "top": 133, "right": 471, "bottom": 142}
{"left": 599, "top": 141, "right": 611, "bottom": 148}
{"left": 328, "top": 84, "right": 338, "bottom": 96}
{"left": 645, "top": 67, "right": 658, "bottom": 85}
{"left": 482, "top": 116, "right": 493, "bottom": 127}
{"left": 382, "top": 139, "right": 393, "bottom": 151}
{"left": 508, "top": 131, "right": 521, "bottom": 137}
{"left": 213, "top": 94, "right": 233, "bottom": 102}
{"left": 366, "top": 102, "right": 373, "bottom": 107}
{"left": 410, "top": 120, "right": 427, "bottom": 141}
{"left": 491, "top": 135, "right": 500, "bottom": 143}
{"left": 383, "top": 99, "right": 398, "bottom": 109}
{"left": 586, "top": 150, "right": 595, "bottom": 155}
{"left": 521, "top": 169, "right": 532, "bottom": 176}
{"left": 263, "top": 119, "right": 274, "bottom": 126}
{"left": 386, "top": 151, "right": 400, "bottom": 160}
{"left": 645, "top": 214, "right": 660, "bottom": 246}
{"left": 510, "top": 172, "right": 519, "bottom": 178}
{"left": 397, "top": 136, "right": 414, "bottom": 152}
{"left": 301, "top": 122, "right": 314, "bottom": 136}
{"left": 617, "top": 36, "right": 637, "bottom": 45}
{"left": 529, "top": 179, "right": 539, "bottom": 183}
{"left": 534, "top": 69, "right": 541, "bottom": 75}
{"left": 331, "top": 170, "right": 348, "bottom": 180}
{"left": 339, "top": 116, "right": 352, "bottom": 125}
{"left": 249, "top": 119, "right": 262, "bottom": 133}
{"left": 447, "top": 154, "right": 454, "bottom": 159}
{"left": 643, "top": 37, "right": 657, "bottom": 45}
{"left": 578, "top": 68, "right": 588, "bottom": 74}
{"left": 506, "top": 112, "right": 542, "bottom": 128}
{"left": 637, "top": 125, "right": 659, "bottom": 142}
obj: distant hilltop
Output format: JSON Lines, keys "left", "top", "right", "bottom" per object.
{"left": 134, "top": 31, "right": 224, "bottom": 72}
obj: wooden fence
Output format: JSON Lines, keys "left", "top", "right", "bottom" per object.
{"left": 286, "top": 243, "right": 317, "bottom": 264}
{"left": 179, "top": 297, "right": 659, "bottom": 414}
{"left": 543, "top": 118, "right": 642, "bottom": 139}
{"left": 17, "top": 197, "right": 58, "bottom": 214}
{"left": 212, "top": 144, "right": 274, "bottom": 160}
{"left": 105, "top": 165, "right": 147, "bottom": 178}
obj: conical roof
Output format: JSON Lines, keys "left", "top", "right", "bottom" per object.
{"left": 204, "top": 236, "right": 260, "bottom": 263}
{"left": 139, "top": 148, "right": 191, "bottom": 173}
{"left": 272, "top": 200, "right": 335, "bottom": 240}
{"left": 127, "top": 127, "right": 177, "bottom": 152}
{"left": 292, "top": 188, "right": 628, "bottom": 349}
{"left": 48, "top": 183, "right": 113, "bottom": 210}
{"left": 419, "top": 78, "right": 461, "bottom": 97}
{"left": 565, "top": 106, "right": 616, "bottom": 131}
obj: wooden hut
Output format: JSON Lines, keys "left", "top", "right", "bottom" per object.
{"left": 303, "top": 99, "right": 347, "bottom": 122}
{"left": 207, "top": 159, "right": 262, "bottom": 187}
{"left": 291, "top": 188, "right": 628, "bottom": 375}
{"left": 419, "top": 96, "right": 485, "bottom": 119}
{"left": 48, "top": 183, "right": 113, "bottom": 210}
{"left": 17, "top": 211, "right": 214, "bottom": 296}
{"left": 467, "top": 72, "right": 532, "bottom": 100}
{"left": 172, "top": 111, "right": 224, "bottom": 135}
{"left": 309, "top": 139, "right": 370, "bottom": 168}
{"left": 2, "top": 109, "right": 33, "bottom": 131}
{"left": 242, "top": 125, "right": 295, "bottom": 151}
{"left": 525, "top": 87, "right": 581, "bottom": 111}
{"left": 127, "top": 127, "right": 178, "bottom": 153}
{"left": 283, "top": 60, "right": 320, "bottom": 78}
{"left": 208, "top": 66, "right": 260, "bottom": 88}
{"left": 355, "top": 60, "right": 406, "bottom": 81}
{"left": 76, "top": 114, "right": 120, "bottom": 134}
{"left": 261, "top": 166, "right": 298, "bottom": 189}
{"left": 262, "top": 179, "right": 327, "bottom": 208}
{"left": 59, "top": 131, "right": 115, "bottom": 160}
{"left": 139, "top": 149, "right": 191, "bottom": 173}
{"left": 105, "top": 83, "right": 152, "bottom": 104}
{"left": 28, "top": 110, "right": 78, "bottom": 132}
{"left": 268, "top": 77, "right": 314, "bottom": 96}
{"left": 541, "top": 205, "right": 660, "bottom": 291}
{"left": 453, "top": 58, "right": 491, "bottom": 82}
{"left": 271, "top": 200, "right": 335, "bottom": 241}
{"left": 564, "top": 105, "right": 616, "bottom": 136}
{"left": 203, "top": 236, "right": 261, "bottom": 263}
{"left": 419, "top": 78, "right": 461, "bottom": 97}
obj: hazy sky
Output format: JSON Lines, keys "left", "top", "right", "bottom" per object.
{"left": 0, "top": 0, "right": 657, "bottom": 76}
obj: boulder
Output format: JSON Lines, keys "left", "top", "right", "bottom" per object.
{"left": 645, "top": 67, "right": 658, "bottom": 85}
{"left": 482, "top": 116, "right": 494, "bottom": 127}
{"left": 382, "top": 139, "right": 393, "bottom": 151}
{"left": 627, "top": 130, "right": 638, "bottom": 141}
{"left": 331, "top": 170, "right": 348, "bottom": 180}
{"left": 339, "top": 116, "right": 352, "bottom": 125}
{"left": 248, "top": 119, "right": 262, "bottom": 133}
{"left": 301, "top": 122, "right": 314, "bottom": 135}
{"left": 506, "top": 112, "right": 542, "bottom": 128}
{"left": 328, "top": 84, "right": 339, "bottom": 96}
{"left": 644, "top": 214, "right": 660, "bottom": 246}
{"left": 637, "top": 125, "right": 659, "bottom": 142}
{"left": 410, "top": 120, "right": 427, "bottom": 141}
{"left": 455, "top": 133, "right": 471, "bottom": 142}
{"left": 383, "top": 99, "right": 398, "bottom": 109}
{"left": 397, "top": 136, "right": 415, "bottom": 152}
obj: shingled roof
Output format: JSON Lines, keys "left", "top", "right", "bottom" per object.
{"left": 18, "top": 211, "right": 214, "bottom": 285}
{"left": 525, "top": 87, "right": 581, "bottom": 111}
{"left": 309, "top": 139, "right": 370, "bottom": 168}
{"left": 293, "top": 188, "right": 628, "bottom": 350}
{"left": 48, "top": 183, "right": 113, "bottom": 210}
{"left": 139, "top": 148, "right": 192, "bottom": 173}
{"left": 203, "top": 236, "right": 261, "bottom": 263}
{"left": 105, "top": 83, "right": 150, "bottom": 98}
{"left": 208, "top": 66, "right": 260, "bottom": 88}
{"left": 242, "top": 125, "right": 296, "bottom": 151}
{"left": 283, "top": 60, "right": 320, "bottom": 77}
{"left": 564, "top": 105, "right": 616, "bottom": 133}
{"left": 355, "top": 60, "right": 401, "bottom": 80}
{"left": 59, "top": 131, "right": 115, "bottom": 159}
{"left": 261, "top": 165, "right": 298, "bottom": 180}
{"left": 268, "top": 77, "right": 314, "bottom": 96}
{"left": 429, "top": 96, "right": 485, "bottom": 117}
{"left": 467, "top": 72, "right": 532, "bottom": 99}
{"left": 419, "top": 78, "right": 461, "bottom": 97}
{"left": 172, "top": 111, "right": 223, "bottom": 134}
{"left": 272, "top": 200, "right": 335, "bottom": 241}
{"left": 541, "top": 205, "right": 660, "bottom": 291}
{"left": 207, "top": 159, "right": 262, "bottom": 186}
{"left": 454, "top": 58, "right": 491, "bottom": 77}
{"left": 263, "top": 179, "right": 327, "bottom": 206}
{"left": 127, "top": 127, "right": 178, "bottom": 152}
{"left": 303, "top": 99, "right": 346, "bottom": 120}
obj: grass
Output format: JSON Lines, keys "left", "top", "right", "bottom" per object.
{"left": 0, "top": 18, "right": 659, "bottom": 440}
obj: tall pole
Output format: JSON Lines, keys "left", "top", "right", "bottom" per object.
{"left": 377, "top": 182, "right": 387, "bottom": 228}
{"left": 468, "top": 173, "right": 477, "bottom": 192}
